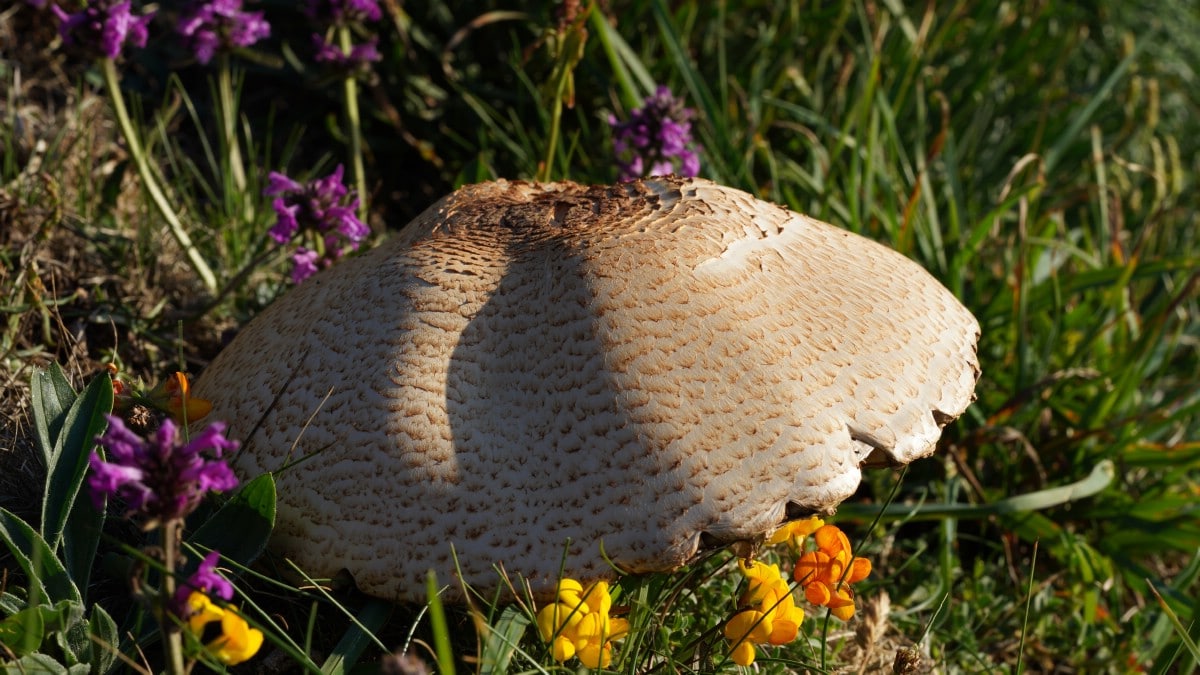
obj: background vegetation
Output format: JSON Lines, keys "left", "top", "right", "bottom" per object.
{"left": 2, "top": 0, "right": 1198, "bottom": 672}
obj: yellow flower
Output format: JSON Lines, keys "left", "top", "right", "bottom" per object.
{"left": 183, "top": 591, "right": 263, "bottom": 666}
{"left": 184, "top": 591, "right": 224, "bottom": 634}
{"left": 208, "top": 608, "right": 264, "bottom": 666}
{"left": 537, "top": 579, "right": 629, "bottom": 669}
{"left": 766, "top": 515, "right": 825, "bottom": 549}
{"left": 725, "top": 559, "right": 805, "bottom": 666}
{"left": 729, "top": 638, "right": 757, "bottom": 667}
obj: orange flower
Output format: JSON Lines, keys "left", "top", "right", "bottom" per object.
{"left": 793, "top": 524, "right": 871, "bottom": 620}
{"left": 159, "top": 372, "right": 212, "bottom": 424}
{"left": 108, "top": 367, "right": 213, "bottom": 425}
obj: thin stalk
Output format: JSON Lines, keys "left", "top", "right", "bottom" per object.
{"left": 217, "top": 54, "right": 252, "bottom": 221}
{"left": 1016, "top": 540, "right": 1039, "bottom": 674}
{"left": 161, "top": 519, "right": 186, "bottom": 675}
{"left": 337, "top": 26, "right": 368, "bottom": 222}
{"left": 539, "top": 85, "right": 564, "bottom": 183}
{"left": 102, "top": 58, "right": 218, "bottom": 293}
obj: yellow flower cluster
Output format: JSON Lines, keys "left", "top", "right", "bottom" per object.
{"left": 536, "top": 579, "right": 630, "bottom": 669}
{"left": 723, "top": 559, "right": 806, "bottom": 666}
{"left": 765, "top": 514, "right": 825, "bottom": 550}
{"left": 183, "top": 591, "right": 263, "bottom": 666}
{"left": 792, "top": 522, "right": 872, "bottom": 620}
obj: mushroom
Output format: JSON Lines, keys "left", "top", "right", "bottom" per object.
{"left": 194, "top": 177, "right": 980, "bottom": 602}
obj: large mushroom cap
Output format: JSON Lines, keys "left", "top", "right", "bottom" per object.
{"left": 195, "top": 177, "right": 980, "bottom": 602}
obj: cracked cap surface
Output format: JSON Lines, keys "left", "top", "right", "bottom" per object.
{"left": 195, "top": 177, "right": 981, "bottom": 602}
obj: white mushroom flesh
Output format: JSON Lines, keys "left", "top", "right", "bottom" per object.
{"left": 194, "top": 177, "right": 980, "bottom": 602}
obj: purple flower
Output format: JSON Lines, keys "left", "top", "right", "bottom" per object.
{"left": 178, "top": 0, "right": 271, "bottom": 65}
{"left": 291, "top": 248, "right": 321, "bottom": 283}
{"left": 89, "top": 415, "right": 239, "bottom": 526}
{"left": 609, "top": 86, "right": 701, "bottom": 181}
{"left": 306, "top": 0, "right": 381, "bottom": 25}
{"left": 52, "top": 0, "right": 154, "bottom": 60}
{"left": 264, "top": 172, "right": 302, "bottom": 195}
{"left": 171, "top": 550, "right": 234, "bottom": 619}
{"left": 264, "top": 164, "right": 369, "bottom": 283}
{"left": 313, "top": 34, "right": 381, "bottom": 71}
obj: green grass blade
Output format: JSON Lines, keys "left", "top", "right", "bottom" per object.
{"left": 1044, "top": 48, "right": 1141, "bottom": 173}
{"left": 286, "top": 560, "right": 390, "bottom": 654}
{"left": 1016, "top": 540, "right": 1039, "bottom": 674}
{"left": 650, "top": 0, "right": 735, "bottom": 183}
{"left": 426, "top": 571, "right": 456, "bottom": 675}
{"left": 1148, "top": 579, "right": 1200, "bottom": 666}
{"left": 320, "top": 598, "right": 394, "bottom": 675}
{"left": 589, "top": 7, "right": 652, "bottom": 107}
{"left": 839, "top": 460, "right": 1115, "bottom": 521}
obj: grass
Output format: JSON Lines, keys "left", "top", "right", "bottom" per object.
{"left": 2, "top": 0, "right": 1198, "bottom": 672}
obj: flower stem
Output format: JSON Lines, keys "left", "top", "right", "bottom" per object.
{"left": 102, "top": 58, "right": 218, "bottom": 293}
{"left": 539, "top": 91, "right": 564, "bottom": 183}
{"left": 217, "top": 54, "right": 252, "bottom": 221}
{"left": 337, "top": 26, "right": 368, "bottom": 223}
{"left": 160, "top": 519, "right": 186, "bottom": 675}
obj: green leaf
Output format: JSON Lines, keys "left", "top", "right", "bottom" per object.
{"left": 31, "top": 363, "right": 77, "bottom": 472}
{"left": 0, "top": 606, "right": 46, "bottom": 656}
{"left": 42, "top": 373, "right": 112, "bottom": 555}
{"left": 48, "top": 600, "right": 87, "bottom": 667}
{"left": 320, "top": 598, "right": 393, "bottom": 675}
{"left": 8, "top": 652, "right": 82, "bottom": 674}
{"left": 479, "top": 605, "right": 529, "bottom": 675}
{"left": 0, "top": 592, "right": 22, "bottom": 615}
{"left": 88, "top": 604, "right": 119, "bottom": 675}
{"left": 49, "top": 375, "right": 112, "bottom": 600}
{"left": 0, "top": 508, "right": 80, "bottom": 607}
{"left": 187, "top": 473, "right": 276, "bottom": 568}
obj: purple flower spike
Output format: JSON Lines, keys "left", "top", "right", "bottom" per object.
{"left": 53, "top": 0, "right": 155, "bottom": 60}
{"left": 89, "top": 415, "right": 239, "bottom": 526}
{"left": 263, "top": 164, "right": 369, "bottom": 284}
{"left": 178, "top": 0, "right": 271, "bottom": 65}
{"left": 610, "top": 86, "right": 702, "bottom": 181}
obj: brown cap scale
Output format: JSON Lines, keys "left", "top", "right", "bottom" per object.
{"left": 194, "top": 177, "right": 980, "bottom": 602}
